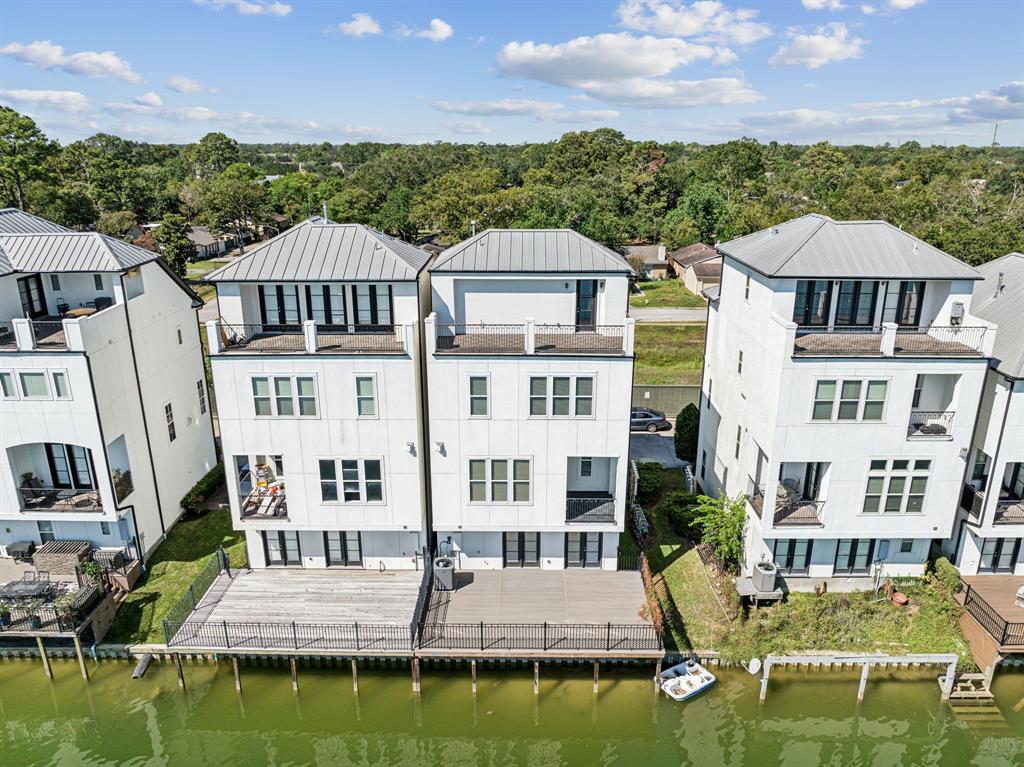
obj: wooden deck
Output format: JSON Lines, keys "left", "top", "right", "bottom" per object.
{"left": 960, "top": 575, "right": 1024, "bottom": 652}
{"left": 962, "top": 576, "right": 1024, "bottom": 623}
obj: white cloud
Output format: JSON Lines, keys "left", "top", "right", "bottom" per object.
{"left": 542, "top": 108, "right": 621, "bottom": 124}
{"left": 769, "top": 23, "right": 866, "bottom": 69}
{"left": 860, "top": 4, "right": 877, "bottom": 13}
{"left": 442, "top": 120, "right": 492, "bottom": 135}
{"left": 337, "top": 13, "right": 381, "bottom": 37}
{"left": 802, "top": 0, "right": 847, "bottom": 10}
{"left": 497, "top": 33, "right": 759, "bottom": 108}
{"left": 434, "top": 98, "right": 620, "bottom": 124}
{"left": 889, "top": 0, "right": 925, "bottom": 9}
{"left": 398, "top": 18, "right": 454, "bottom": 42}
{"left": 616, "top": 1, "right": 771, "bottom": 46}
{"left": 195, "top": 0, "right": 292, "bottom": 16}
{"left": 0, "top": 40, "right": 143, "bottom": 83}
{"left": 0, "top": 88, "right": 91, "bottom": 113}
{"left": 166, "top": 75, "right": 218, "bottom": 94}
{"left": 134, "top": 91, "right": 163, "bottom": 107}
{"left": 853, "top": 81, "right": 1024, "bottom": 124}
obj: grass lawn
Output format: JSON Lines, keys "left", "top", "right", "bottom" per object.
{"left": 104, "top": 508, "right": 247, "bottom": 645}
{"left": 630, "top": 280, "right": 705, "bottom": 308}
{"left": 633, "top": 324, "right": 705, "bottom": 385}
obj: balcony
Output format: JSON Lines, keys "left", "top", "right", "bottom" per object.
{"left": 212, "top": 320, "right": 407, "bottom": 356}
{"left": 993, "top": 499, "right": 1024, "bottom": 526}
{"left": 433, "top": 320, "right": 631, "bottom": 356}
{"left": 18, "top": 486, "right": 102, "bottom": 513}
{"left": 773, "top": 499, "right": 825, "bottom": 527}
{"left": 907, "top": 410, "right": 954, "bottom": 439}
{"left": 960, "top": 483, "right": 985, "bottom": 521}
{"left": 240, "top": 485, "right": 288, "bottom": 520}
{"left": 746, "top": 476, "right": 764, "bottom": 519}
{"left": 565, "top": 492, "right": 616, "bottom": 523}
{"left": 793, "top": 324, "right": 988, "bottom": 358}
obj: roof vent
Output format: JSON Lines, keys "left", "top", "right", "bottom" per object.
{"left": 912, "top": 242, "right": 919, "bottom": 255}
{"left": 769, "top": 227, "right": 780, "bottom": 236}
{"left": 996, "top": 271, "right": 1006, "bottom": 297}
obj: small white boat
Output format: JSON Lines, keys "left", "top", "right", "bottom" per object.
{"left": 659, "top": 659, "right": 717, "bottom": 702}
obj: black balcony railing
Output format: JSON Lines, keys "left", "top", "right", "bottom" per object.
{"left": 893, "top": 326, "right": 986, "bottom": 356}
{"left": 993, "top": 499, "right": 1024, "bottom": 526}
{"left": 222, "top": 323, "right": 305, "bottom": 352}
{"left": 316, "top": 324, "right": 404, "bottom": 354}
{"left": 566, "top": 494, "right": 616, "bottom": 523}
{"left": 793, "top": 327, "right": 883, "bottom": 356}
{"left": 773, "top": 499, "right": 825, "bottom": 526}
{"left": 746, "top": 476, "right": 765, "bottom": 519}
{"left": 0, "top": 583, "right": 101, "bottom": 634}
{"left": 960, "top": 483, "right": 985, "bottom": 520}
{"left": 0, "top": 324, "right": 15, "bottom": 348}
{"left": 30, "top": 320, "right": 67, "bottom": 349}
{"left": 961, "top": 582, "right": 1024, "bottom": 649}
{"left": 417, "top": 621, "right": 662, "bottom": 652}
{"left": 17, "top": 486, "right": 102, "bottom": 513}
{"left": 907, "top": 410, "right": 955, "bottom": 438}
{"left": 534, "top": 325, "right": 625, "bottom": 355}
{"left": 435, "top": 324, "right": 526, "bottom": 354}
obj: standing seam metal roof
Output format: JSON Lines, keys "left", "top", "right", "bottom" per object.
{"left": 0, "top": 208, "right": 72, "bottom": 234}
{"left": 205, "top": 219, "right": 430, "bottom": 282}
{"left": 971, "top": 252, "right": 1024, "bottom": 378}
{"left": 431, "top": 229, "right": 633, "bottom": 273}
{"left": 0, "top": 231, "right": 157, "bottom": 276}
{"left": 717, "top": 214, "right": 979, "bottom": 280}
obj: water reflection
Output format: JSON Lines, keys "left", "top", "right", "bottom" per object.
{"left": 0, "top": 659, "right": 1021, "bottom": 766}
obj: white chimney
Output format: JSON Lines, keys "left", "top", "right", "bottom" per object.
{"left": 657, "top": 244, "right": 666, "bottom": 262}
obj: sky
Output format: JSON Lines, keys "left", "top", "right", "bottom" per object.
{"left": 0, "top": 0, "right": 1021, "bottom": 147}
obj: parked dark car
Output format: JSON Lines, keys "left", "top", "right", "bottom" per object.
{"left": 630, "top": 408, "right": 671, "bottom": 432}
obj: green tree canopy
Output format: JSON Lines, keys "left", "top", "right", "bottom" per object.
{"left": 155, "top": 213, "right": 193, "bottom": 277}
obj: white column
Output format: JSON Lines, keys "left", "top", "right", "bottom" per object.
{"left": 205, "top": 319, "right": 222, "bottom": 354}
{"left": 424, "top": 313, "right": 437, "bottom": 356}
{"left": 12, "top": 318, "right": 33, "bottom": 351}
{"left": 880, "top": 322, "right": 897, "bottom": 356}
{"left": 402, "top": 321, "right": 416, "bottom": 356}
{"left": 303, "top": 320, "right": 317, "bottom": 354}
{"left": 525, "top": 317, "right": 536, "bottom": 354}
{"left": 623, "top": 317, "right": 636, "bottom": 355}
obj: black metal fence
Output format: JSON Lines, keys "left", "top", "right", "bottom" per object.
{"left": 164, "top": 619, "right": 411, "bottom": 652}
{"left": 92, "top": 541, "right": 140, "bottom": 576}
{"left": 223, "top": 323, "right": 305, "bottom": 352}
{"left": 30, "top": 320, "right": 67, "bottom": 349}
{"left": 906, "top": 410, "right": 954, "bottom": 438}
{"left": 962, "top": 583, "right": 1024, "bottom": 649}
{"left": 534, "top": 325, "right": 625, "bottom": 354}
{"left": 418, "top": 621, "right": 662, "bottom": 652}
{"left": 315, "top": 324, "right": 404, "bottom": 353}
{"left": 0, "top": 583, "right": 101, "bottom": 634}
{"left": 565, "top": 496, "right": 616, "bottom": 523}
{"left": 793, "top": 327, "right": 883, "bottom": 356}
{"left": 435, "top": 324, "right": 526, "bottom": 354}
{"left": 162, "top": 547, "right": 230, "bottom": 641}
{"left": 894, "top": 325, "right": 986, "bottom": 356}
{"left": 616, "top": 548, "right": 643, "bottom": 572}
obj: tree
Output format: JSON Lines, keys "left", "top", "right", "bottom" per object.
{"left": 327, "top": 187, "right": 374, "bottom": 223}
{"left": 201, "top": 163, "right": 268, "bottom": 254}
{"left": 269, "top": 173, "right": 315, "bottom": 222}
{"left": 681, "top": 182, "right": 728, "bottom": 243}
{"left": 661, "top": 207, "right": 701, "bottom": 249}
{"left": 0, "top": 107, "right": 53, "bottom": 210}
{"left": 184, "top": 132, "right": 240, "bottom": 179}
{"left": 693, "top": 494, "right": 747, "bottom": 573}
{"left": 674, "top": 403, "right": 699, "bottom": 462}
{"left": 155, "top": 214, "right": 193, "bottom": 277}
{"left": 373, "top": 186, "right": 417, "bottom": 240}
{"left": 96, "top": 210, "right": 137, "bottom": 237}
{"left": 134, "top": 230, "right": 160, "bottom": 253}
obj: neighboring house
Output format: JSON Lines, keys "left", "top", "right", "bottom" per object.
{"left": 949, "top": 252, "right": 1024, "bottom": 576}
{"left": 204, "top": 218, "right": 432, "bottom": 570}
{"left": 425, "top": 229, "right": 636, "bottom": 570}
{"left": 621, "top": 244, "right": 669, "bottom": 280}
{"left": 669, "top": 242, "right": 722, "bottom": 296}
{"left": 0, "top": 209, "right": 217, "bottom": 564}
{"left": 187, "top": 226, "right": 233, "bottom": 260}
{"left": 698, "top": 214, "right": 995, "bottom": 587}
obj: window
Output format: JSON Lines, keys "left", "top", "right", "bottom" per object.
{"left": 579, "top": 457, "right": 593, "bottom": 479}
{"left": 812, "top": 379, "right": 886, "bottom": 422}
{"left": 259, "top": 284, "right": 300, "bottom": 326}
{"left": 735, "top": 425, "right": 742, "bottom": 460}
{"left": 352, "top": 284, "right": 393, "bottom": 326}
{"left": 319, "top": 459, "right": 383, "bottom": 503}
{"left": 707, "top": 378, "right": 712, "bottom": 410}
{"left": 899, "top": 539, "right": 914, "bottom": 554}
{"left": 566, "top": 531, "right": 602, "bottom": 568}
{"left": 979, "top": 538, "right": 1021, "bottom": 574}
{"left": 164, "top": 403, "right": 176, "bottom": 442}
{"left": 468, "top": 458, "right": 531, "bottom": 504}
{"left": 971, "top": 450, "right": 990, "bottom": 490}
{"left": 793, "top": 280, "right": 832, "bottom": 325}
{"left": 197, "top": 380, "right": 207, "bottom": 414}
{"left": 862, "top": 459, "right": 930, "bottom": 514}
{"left": 0, "top": 372, "right": 16, "bottom": 398}
{"left": 737, "top": 350, "right": 743, "bottom": 375}
{"left": 912, "top": 374, "right": 923, "bottom": 408}
{"left": 19, "top": 372, "right": 48, "bottom": 398}
{"left": 835, "top": 539, "right": 875, "bottom": 575}
{"left": 504, "top": 532, "right": 540, "bottom": 568}
{"left": 263, "top": 530, "right": 301, "bottom": 566}
{"left": 835, "top": 281, "right": 879, "bottom": 326}
{"left": 100, "top": 522, "right": 111, "bottom": 536}
{"left": 51, "top": 372, "right": 69, "bottom": 399}
{"left": 325, "top": 531, "right": 362, "bottom": 567}
{"left": 355, "top": 376, "right": 376, "bottom": 417}
{"left": 37, "top": 521, "right": 55, "bottom": 544}
{"left": 528, "top": 375, "right": 594, "bottom": 417}
{"left": 773, "top": 539, "right": 812, "bottom": 575}
{"left": 93, "top": 274, "right": 104, "bottom": 291}
{"left": 50, "top": 274, "right": 61, "bottom": 291}
{"left": 701, "top": 450, "right": 707, "bottom": 479}
{"left": 744, "top": 275, "right": 751, "bottom": 301}
{"left": 469, "top": 376, "right": 489, "bottom": 417}
{"left": 176, "top": 327, "right": 183, "bottom": 345}
{"left": 251, "top": 376, "right": 317, "bottom": 417}
{"left": 306, "top": 284, "right": 346, "bottom": 327}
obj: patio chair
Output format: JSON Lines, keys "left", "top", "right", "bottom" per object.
{"left": 35, "top": 571, "right": 49, "bottom": 582}
{"left": 94, "top": 296, "right": 113, "bottom": 311}
{"left": 20, "top": 572, "right": 37, "bottom": 582}
{"left": 56, "top": 301, "right": 70, "bottom": 315}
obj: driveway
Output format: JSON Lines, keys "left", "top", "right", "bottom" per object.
{"left": 629, "top": 431, "right": 685, "bottom": 468}
{"left": 630, "top": 307, "right": 707, "bottom": 323}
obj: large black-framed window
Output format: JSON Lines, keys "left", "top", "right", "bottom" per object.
{"left": 263, "top": 530, "right": 301, "bottom": 566}
{"left": 772, "top": 539, "right": 813, "bottom": 575}
{"left": 17, "top": 274, "right": 46, "bottom": 319}
{"left": 45, "top": 443, "right": 95, "bottom": 490}
{"left": 834, "top": 538, "right": 875, "bottom": 575}
{"left": 793, "top": 280, "right": 832, "bottom": 326}
{"left": 835, "top": 280, "right": 879, "bottom": 326}
{"left": 565, "top": 532, "right": 602, "bottom": 568}
{"left": 882, "top": 281, "right": 925, "bottom": 326}
{"left": 1004, "top": 463, "right": 1024, "bottom": 501}
{"left": 351, "top": 284, "right": 393, "bottom": 327}
{"left": 305, "top": 284, "right": 346, "bottom": 329}
{"left": 503, "top": 532, "right": 540, "bottom": 568}
{"left": 575, "top": 280, "right": 598, "bottom": 327}
{"left": 324, "top": 531, "right": 362, "bottom": 567}
{"left": 258, "top": 284, "right": 300, "bottom": 327}
{"left": 979, "top": 538, "right": 1021, "bottom": 573}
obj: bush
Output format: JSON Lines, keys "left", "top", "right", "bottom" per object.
{"left": 664, "top": 490, "right": 701, "bottom": 540}
{"left": 180, "top": 463, "right": 225, "bottom": 516}
{"left": 636, "top": 462, "right": 664, "bottom": 502}
{"left": 932, "top": 557, "right": 962, "bottom": 596}
{"left": 675, "top": 403, "right": 699, "bottom": 461}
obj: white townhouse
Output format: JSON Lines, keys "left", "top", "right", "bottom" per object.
{"left": 698, "top": 214, "right": 996, "bottom": 585}
{"left": 205, "top": 218, "right": 431, "bottom": 570}
{"left": 949, "top": 252, "right": 1024, "bottom": 576}
{"left": 424, "top": 229, "right": 636, "bottom": 570}
{"left": 0, "top": 209, "right": 217, "bottom": 562}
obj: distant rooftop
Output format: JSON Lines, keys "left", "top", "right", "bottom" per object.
{"left": 206, "top": 218, "right": 430, "bottom": 282}
{"left": 669, "top": 242, "right": 718, "bottom": 268}
{"left": 432, "top": 229, "right": 633, "bottom": 274}
{"left": 717, "top": 214, "right": 979, "bottom": 281}
{"left": 972, "top": 252, "right": 1024, "bottom": 378}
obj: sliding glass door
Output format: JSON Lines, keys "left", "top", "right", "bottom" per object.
{"left": 503, "top": 532, "right": 540, "bottom": 567}
{"left": 263, "top": 530, "right": 301, "bottom": 566}
{"left": 566, "top": 532, "right": 602, "bottom": 568}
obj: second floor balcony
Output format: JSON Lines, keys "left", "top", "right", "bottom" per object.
{"left": 431, "top": 317, "right": 634, "bottom": 357}
{"left": 8, "top": 442, "right": 107, "bottom": 515}
{"left": 209, "top": 319, "right": 411, "bottom": 356}
{"left": 793, "top": 324, "right": 990, "bottom": 358}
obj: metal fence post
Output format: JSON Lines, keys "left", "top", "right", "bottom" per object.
{"left": 355, "top": 622, "right": 360, "bottom": 651}
{"left": 223, "top": 620, "right": 230, "bottom": 648}
{"left": 292, "top": 621, "right": 298, "bottom": 649}
{"left": 480, "top": 621, "right": 485, "bottom": 652}
{"left": 606, "top": 622, "right": 612, "bottom": 651}
{"left": 543, "top": 621, "right": 548, "bottom": 651}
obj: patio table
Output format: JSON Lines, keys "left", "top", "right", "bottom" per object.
{"left": 0, "top": 580, "right": 50, "bottom": 599}
{"left": 64, "top": 306, "right": 97, "bottom": 318}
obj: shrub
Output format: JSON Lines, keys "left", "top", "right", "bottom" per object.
{"left": 693, "top": 493, "right": 747, "bottom": 573}
{"left": 932, "top": 556, "right": 962, "bottom": 596}
{"left": 636, "top": 462, "right": 664, "bottom": 502}
{"left": 675, "top": 402, "right": 699, "bottom": 461}
{"left": 664, "top": 490, "right": 701, "bottom": 540}
{"left": 180, "top": 463, "right": 225, "bottom": 516}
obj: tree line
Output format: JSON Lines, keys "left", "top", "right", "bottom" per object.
{"left": 2, "top": 106, "right": 1021, "bottom": 276}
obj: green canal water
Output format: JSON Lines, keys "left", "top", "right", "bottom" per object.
{"left": 1, "top": 659, "right": 1023, "bottom": 766}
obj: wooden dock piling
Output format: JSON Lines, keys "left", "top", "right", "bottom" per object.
{"left": 533, "top": 661, "right": 539, "bottom": 695}
{"left": 36, "top": 637, "right": 52, "bottom": 680}
{"left": 232, "top": 656, "right": 242, "bottom": 693}
{"left": 72, "top": 635, "right": 89, "bottom": 681}
{"left": 351, "top": 659, "right": 359, "bottom": 694}
{"left": 592, "top": 661, "right": 599, "bottom": 695}
{"left": 411, "top": 658, "right": 421, "bottom": 693}
{"left": 290, "top": 657, "right": 298, "bottom": 692}
{"left": 471, "top": 659, "right": 477, "bottom": 695}
{"left": 173, "top": 653, "right": 186, "bottom": 689}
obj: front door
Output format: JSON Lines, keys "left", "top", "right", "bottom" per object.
{"left": 566, "top": 532, "right": 602, "bottom": 568}
{"left": 503, "top": 532, "right": 540, "bottom": 567}
{"left": 979, "top": 538, "right": 1021, "bottom": 573}
{"left": 575, "top": 280, "right": 597, "bottom": 328}
{"left": 834, "top": 538, "right": 874, "bottom": 575}
{"left": 17, "top": 275, "right": 46, "bottom": 319}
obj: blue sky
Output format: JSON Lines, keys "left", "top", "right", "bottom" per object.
{"left": 0, "top": 0, "right": 1021, "bottom": 146}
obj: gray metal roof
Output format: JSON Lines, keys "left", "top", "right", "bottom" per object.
{"left": 432, "top": 229, "right": 634, "bottom": 274}
{"left": 0, "top": 208, "right": 71, "bottom": 234}
{"left": 717, "top": 214, "right": 980, "bottom": 281}
{"left": 206, "top": 219, "right": 430, "bottom": 283}
{"left": 972, "top": 252, "right": 1024, "bottom": 378}
{"left": 0, "top": 231, "right": 157, "bottom": 276}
